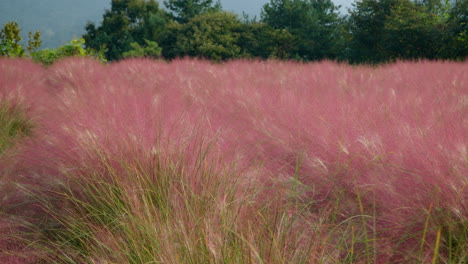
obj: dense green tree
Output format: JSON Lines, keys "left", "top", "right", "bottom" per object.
{"left": 122, "top": 39, "right": 162, "bottom": 58}
{"left": 76, "top": 0, "right": 465, "bottom": 63}
{"left": 262, "top": 0, "right": 308, "bottom": 29}
{"left": 0, "top": 21, "right": 41, "bottom": 57}
{"left": 83, "top": 0, "right": 166, "bottom": 61}
{"left": 0, "top": 22, "right": 24, "bottom": 57}
{"left": 162, "top": 11, "right": 242, "bottom": 61}
{"left": 384, "top": 0, "right": 449, "bottom": 59}
{"left": 346, "top": 0, "right": 395, "bottom": 63}
{"left": 238, "top": 22, "right": 296, "bottom": 59}
{"left": 442, "top": 0, "right": 468, "bottom": 60}
{"left": 261, "top": 0, "right": 344, "bottom": 61}
{"left": 346, "top": 0, "right": 462, "bottom": 63}
{"left": 163, "top": 0, "right": 222, "bottom": 23}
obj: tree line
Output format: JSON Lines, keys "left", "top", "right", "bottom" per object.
{"left": 1, "top": 0, "right": 467, "bottom": 64}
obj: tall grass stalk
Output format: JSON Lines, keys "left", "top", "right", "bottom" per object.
{"left": 431, "top": 227, "right": 442, "bottom": 264}
{"left": 419, "top": 203, "right": 433, "bottom": 260}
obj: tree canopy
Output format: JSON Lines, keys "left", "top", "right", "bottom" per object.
{"left": 83, "top": 0, "right": 167, "bottom": 61}
{"left": 0, "top": 21, "right": 41, "bottom": 57}
{"left": 162, "top": 11, "right": 242, "bottom": 61}
{"left": 164, "top": 0, "right": 222, "bottom": 23}
{"left": 347, "top": 0, "right": 467, "bottom": 63}
{"left": 3, "top": 0, "right": 467, "bottom": 63}
{"left": 261, "top": 0, "right": 344, "bottom": 60}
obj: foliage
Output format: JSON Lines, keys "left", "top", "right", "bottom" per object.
{"left": 237, "top": 22, "right": 295, "bottom": 59}
{"left": 163, "top": 11, "right": 243, "bottom": 61}
{"left": 346, "top": 0, "right": 465, "bottom": 63}
{"left": 32, "top": 48, "right": 59, "bottom": 65}
{"left": 122, "top": 39, "right": 162, "bottom": 58}
{"left": 442, "top": 0, "right": 468, "bottom": 60}
{"left": 32, "top": 38, "right": 106, "bottom": 65}
{"left": 77, "top": 0, "right": 467, "bottom": 63}
{"left": 0, "top": 21, "right": 41, "bottom": 58}
{"left": 261, "top": 0, "right": 344, "bottom": 61}
{"left": 83, "top": 0, "right": 167, "bottom": 61}
{"left": 27, "top": 31, "right": 42, "bottom": 54}
{"left": 384, "top": 0, "right": 448, "bottom": 59}
{"left": 163, "top": 0, "right": 222, "bottom": 23}
{"left": 0, "top": 21, "right": 24, "bottom": 57}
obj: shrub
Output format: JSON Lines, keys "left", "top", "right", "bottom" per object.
{"left": 32, "top": 38, "right": 107, "bottom": 65}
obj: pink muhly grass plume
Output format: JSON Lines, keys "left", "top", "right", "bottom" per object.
{"left": 0, "top": 58, "right": 47, "bottom": 199}
{"left": 0, "top": 59, "right": 47, "bottom": 264}
{"left": 41, "top": 58, "right": 215, "bottom": 167}
{"left": 176, "top": 59, "right": 467, "bottom": 260}
{"left": 0, "top": 58, "right": 45, "bottom": 102}
{"left": 0, "top": 57, "right": 466, "bottom": 262}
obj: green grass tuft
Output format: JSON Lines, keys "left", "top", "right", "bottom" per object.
{"left": 0, "top": 100, "right": 33, "bottom": 156}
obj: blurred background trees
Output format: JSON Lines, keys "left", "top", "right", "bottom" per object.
{"left": 32, "top": 38, "right": 107, "bottom": 65}
{"left": 346, "top": 0, "right": 467, "bottom": 63}
{"left": 0, "top": 21, "right": 105, "bottom": 65}
{"left": 1, "top": 0, "right": 467, "bottom": 63}
{"left": 83, "top": 0, "right": 167, "bottom": 61}
{"left": 0, "top": 21, "right": 41, "bottom": 57}
{"left": 261, "top": 0, "right": 345, "bottom": 60}
{"left": 161, "top": 11, "right": 242, "bottom": 61}
{"left": 164, "top": 0, "right": 222, "bottom": 23}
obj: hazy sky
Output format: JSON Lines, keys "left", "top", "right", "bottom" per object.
{"left": 220, "top": 0, "right": 352, "bottom": 16}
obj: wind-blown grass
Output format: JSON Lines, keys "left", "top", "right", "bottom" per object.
{"left": 0, "top": 101, "right": 33, "bottom": 156}
{"left": 0, "top": 58, "right": 466, "bottom": 263}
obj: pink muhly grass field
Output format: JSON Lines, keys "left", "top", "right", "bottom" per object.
{"left": 0, "top": 57, "right": 466, "bottom": 263}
